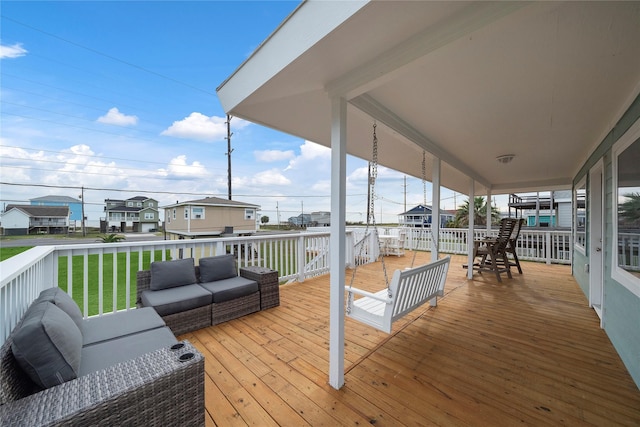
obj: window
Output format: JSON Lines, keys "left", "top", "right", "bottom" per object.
{"left": 245, "top": 208, "right": 255, "bottom": 220}
{"left": 137, "top": 202, "right": 142, "bottom": 207}
{"left": 144, "top": 212, "right": 154, "bottom": 220}
{"left": 148, "top": 202, "right": 154, "bottom": 208}
{"left": 172, "top": 208, "right": 176, "bottom": 220}
{"left": 612, "top": 119, "right": 640, "bottom": 296}
{"left": 128, "top": 202, "right": 133, "bottom": 207}
{"left": 184, "top": 208, "right": 189, "bottom": 219}
{"left": 574, "top": 177, "right": 586, "bottom": 253}
{"left": 191, "top": 207, "right": 205, "bottom": 219}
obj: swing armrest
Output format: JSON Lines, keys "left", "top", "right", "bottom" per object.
{"left": 346, "top": 287, "right": 392, "bottom": 304}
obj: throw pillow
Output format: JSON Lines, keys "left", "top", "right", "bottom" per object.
{"left": 199, "top": 254, "right": 237, "bottom": 283}
{"left": 11, "top": 301, "right": 82, "bottom": 389}
{"left": 150, "top": 258, "right": 197, "bottom": 290}
{"left": 36, "top": 287, "right": 84, "bottom": 333}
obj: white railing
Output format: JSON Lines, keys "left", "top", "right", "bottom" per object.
{"left": 402, "top": 227, "right": 573, "bottom": 265}
{"left": 0, "top": 226, "right": 584, "bottom": 345}
{"left": 1, "top": 231, "right": 347, "bottom": 344}
{"left": 618, "top": 232, "right": 640, "bottom": 272}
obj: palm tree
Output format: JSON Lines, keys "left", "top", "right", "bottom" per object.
{"left": 619, "top": 192, "right": 640, "bottom": 225}
{"left": 96, "top": 233, "right": 126, "bottom": 243}
{"left": 453, "top": 196, "right": 500, "bottom": 227}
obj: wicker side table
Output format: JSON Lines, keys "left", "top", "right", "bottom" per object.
{"left": 240, "top": 266, "right": 280, "bottom": 310}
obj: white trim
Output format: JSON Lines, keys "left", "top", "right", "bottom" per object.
{"left": 574, "top": 175, "right": 587, "bottom": 256}
{"left": 329, "top": 96, "right": 347, "bottom": 390}
{"left": 588, "top": 160, "right": 605, "bottom": 325}
{"left": 611, "top": 118, "right": 640, "bottom": 297}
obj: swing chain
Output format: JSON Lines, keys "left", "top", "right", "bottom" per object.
{"left": 346, "top": 122, "right": 390, "bottom": 313}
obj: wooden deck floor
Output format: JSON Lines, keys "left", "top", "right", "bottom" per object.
{"left": 181, "top": 253, "right": 640, "bottom": 426}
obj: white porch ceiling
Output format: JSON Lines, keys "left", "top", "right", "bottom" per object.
{"left": 217, "top": 1, "right": 640, "bottom": 196}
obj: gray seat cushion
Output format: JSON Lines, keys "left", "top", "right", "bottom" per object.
{"left": 11, "top": 302, "right": 82, "bottom": 389}
{"left": 79, "top": 327, "right": 177, "bottom": 376}
{"left": 82, "top": 307, "right": 166, "bottom": 346}
{"left": 35, "top": 287, "right": 84, "bottom": 333}
{"left": 199, "top": 254, "right": 237, "bottom": 282}
{"left": 141, "top": 284, "right": 212, "bottom": 316}
{"left": 199, "top": 276, "right": 259, "bottom": 303}
{"left": 150, "top": 258, "right": 197, "bottom": 290}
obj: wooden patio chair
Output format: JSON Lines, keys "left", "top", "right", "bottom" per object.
{"left": 502, "top": 218, "right": 525, "bottom": 274}
{"left": 471, "top": 218, "right": 518, "bottom": 282}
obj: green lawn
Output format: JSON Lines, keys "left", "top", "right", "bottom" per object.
{"left": 0, "top": 246, "right": 33, "bottom": 261}
{"left": 57, "top": 250, "right": 169, "bottom": 315}
{"left": 2, "top": 246, "right": 169, "bottom": 316}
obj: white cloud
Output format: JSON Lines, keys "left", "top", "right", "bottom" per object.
{"left": 97, "top": 107, "right": 138, "bottom": 126}
{"left": 254, "top": 149, "right": 295, "bottom": 162}
{"left": 158, "top": 155, "right": 210, "bottom": 179}
{"left": 284, "top": 140, "right": 330, "bottom": 171}
{"left": 252, "top": 169, "right": 291, "bottom": 186}
{"left": 161, "top": 113, "right": 250, "bottom": 142}
{"left": 0, "top": 43, "right": 28, "bottom": 59}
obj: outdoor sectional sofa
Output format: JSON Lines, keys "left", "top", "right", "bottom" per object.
{"left": 136, "top": 254, "right": 280, "bottom": 336}
{"left": 0, "top": 287, "right": 204, "bottom": 426}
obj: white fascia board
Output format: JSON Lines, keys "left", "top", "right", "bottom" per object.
{"left": 217, "top": 0, "right": 368, "bottom": 112}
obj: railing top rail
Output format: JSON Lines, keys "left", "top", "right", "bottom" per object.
{"left": 0, "top": 246, "right": 56, "bottom": 285}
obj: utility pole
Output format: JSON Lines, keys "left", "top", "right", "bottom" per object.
{"left": 80, "top": 186, "right": 86, "bottom": 237}
{"left": 225, "top": 114, "right": 233, "bottom": 200}
{"left": 403, "top": 175, "right": 407, "bottom": 213}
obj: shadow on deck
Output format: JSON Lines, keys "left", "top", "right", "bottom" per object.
{"left": 181, "top": 252, "right": 640, "bottom": 426}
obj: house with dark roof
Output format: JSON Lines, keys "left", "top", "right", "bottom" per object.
{"left": 30, "top": 195, "right": 82, "bottom": 222}
{"left": 1, "top": 205, "right": 69, "bottom": 235}
{"left": 162, "top": 197, "right": 260, "bottom": 238}
{"left": 103, "top": 196, "right": 158, "bottom": 232}
{"left": 398, "top": 205, "right": 454, "bottom": 228}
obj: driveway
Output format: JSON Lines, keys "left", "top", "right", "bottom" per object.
{"left": 0, "top": 233, "right": 164, "bottom": 248}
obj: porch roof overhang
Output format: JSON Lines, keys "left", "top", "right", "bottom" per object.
{"left": 217, "top": 1, "right": 640, "bottom": 196}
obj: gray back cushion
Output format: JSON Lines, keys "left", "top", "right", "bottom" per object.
{"left": 150, "top": 258, "right": 197, "bottom": 290}
{"left": 36, "top": 287, "right": 84, "bottom": 333}
{"left": 11, "top": 302, "right": 82, "bottom": 389}
{"left": 199, "top": 255, "right": 237, "bottom": 282}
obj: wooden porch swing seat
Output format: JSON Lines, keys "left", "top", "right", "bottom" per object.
{"left": 346, "top": 256, "right": 451, "bottom": 334}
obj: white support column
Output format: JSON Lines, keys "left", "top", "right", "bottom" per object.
{"left": 431, "top": 157, "right": 441, "bottom": 263}
{"left": 486, "top": 188, "right": 492, "bottom": 231}
{"left": 329, "top": 96, "right": 347, "bottom": 390}
{"left": 467, "top": 180, "right": 475, "bottom": 280}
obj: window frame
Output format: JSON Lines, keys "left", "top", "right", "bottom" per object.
{"left": 245, "top": 208, "right": 255, "bottom": 220}
{"left": 191, "top": 207, "right": 205, "bottom": 220}
{"left": 574, "top": 176, "right": 587, "bottom": 255}
{"left": 611, "top": 118, "right": 640, "bottom": 297}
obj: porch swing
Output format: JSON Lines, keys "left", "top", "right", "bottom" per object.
{"left": 345, "top": 123, "right": 451, "bottom": 334}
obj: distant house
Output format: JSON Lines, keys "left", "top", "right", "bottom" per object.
{"left": 508, "top": 190, "right": 579, "bottom": 228}
{"left": 398, "top": 205, "right": 454, "bottom": 228}
{"left": 289, "top": 212, "right": 331, "bottom": 227}
{"left": 1, "top": 205, "right": 69, "bottom": 235}
{"left": 104, "top": 196, "right": 159, "bottom": 232}
{"left": 30, "top": 195, "right": 83, "bottom": 222}
{"left": 163, "top": 197, "right": 260, "bottom": 239}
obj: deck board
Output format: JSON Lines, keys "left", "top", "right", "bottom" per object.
{"left": 183, "top": 252, "right": 640, "bottom": 426}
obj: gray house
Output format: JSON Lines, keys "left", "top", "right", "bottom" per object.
{"left": 216, "top": 1, "right": 640, "bottom": 390}
{"left": 1, "top": 205, "right": 69, "bottom": 235}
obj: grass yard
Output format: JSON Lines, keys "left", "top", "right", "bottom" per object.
{"left": 0, "top": 246, "right": 33, "bottom": 261}
{"left": 56, "top": 249, "right": 169, "bottom": 316}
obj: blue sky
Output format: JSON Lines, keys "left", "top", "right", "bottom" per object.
{"left": 1, "top": 1, "right": 478, "bottom": 225}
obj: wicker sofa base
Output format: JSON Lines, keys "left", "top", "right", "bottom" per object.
{"left": 162, "top": 305, "right": 211, "bottom": 336}
{"left": 1, "top": 324, "right": 204, "bottom": 427}
{"left": 212, "top": 292, "right": 260, "bottom": 325}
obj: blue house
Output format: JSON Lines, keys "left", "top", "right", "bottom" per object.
{"left": 30, "top": 195, "right": 82, "bottom": 222}
{"left": 398, "top": 205, "right": 454, "bottom": 228}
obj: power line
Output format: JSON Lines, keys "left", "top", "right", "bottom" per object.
{"left": 0, "top": 182, "right": 367, "bottom": 199}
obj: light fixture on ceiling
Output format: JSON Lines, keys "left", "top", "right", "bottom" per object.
{"left": 496, "top": 154, "right": 515, "bottom": 164}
